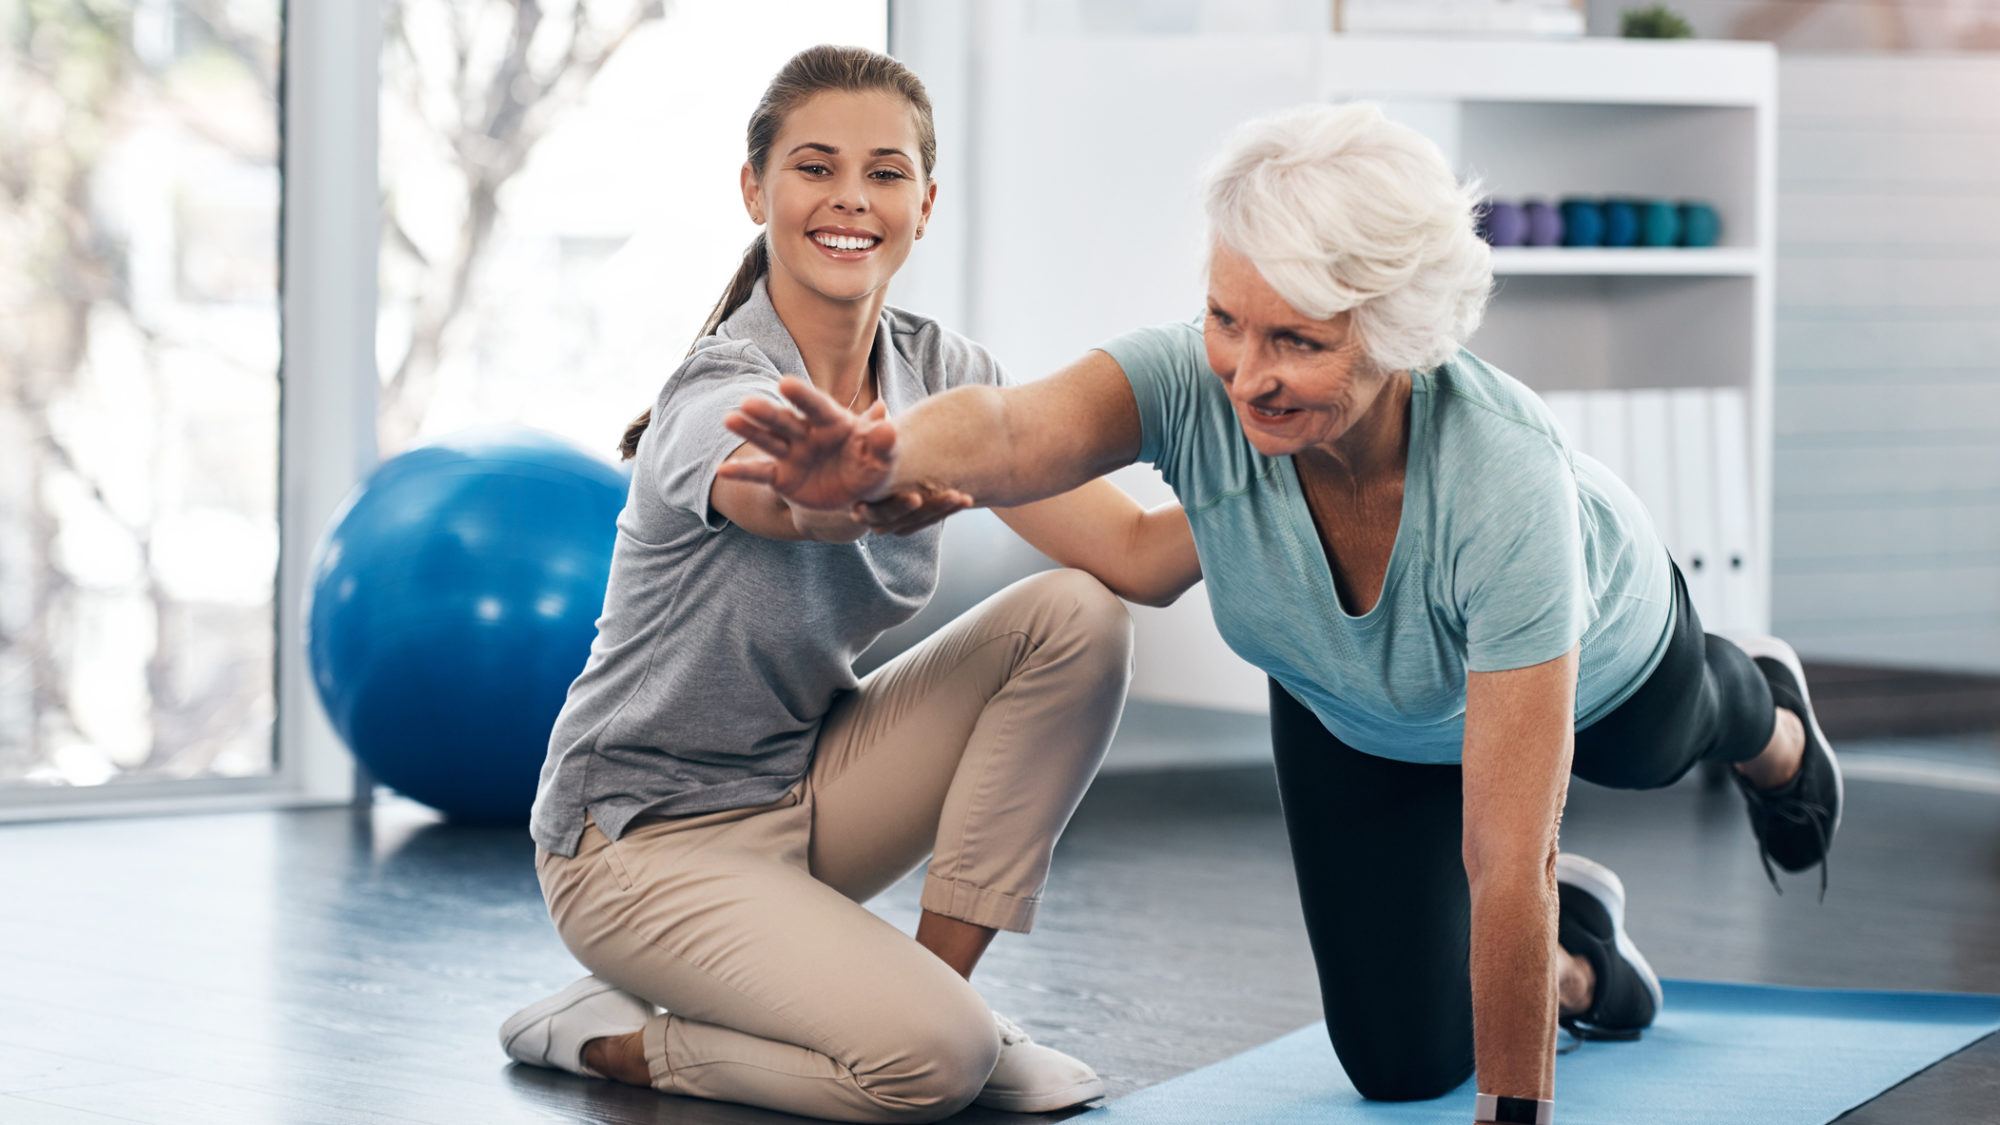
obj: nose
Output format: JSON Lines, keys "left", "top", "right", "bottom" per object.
{"left": 829, "top": 171, "right": 869, "bottom": 215}
{"left": 1231, "top": 344, "right": 1282, "bottom": 403}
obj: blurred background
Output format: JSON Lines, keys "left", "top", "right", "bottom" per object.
{"left": 2, "top": 0, "right": 1995, "bottom": 806}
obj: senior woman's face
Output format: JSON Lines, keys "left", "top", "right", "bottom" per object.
{"left": 1202, "top": 244, "right": 1394, "bottom": 458}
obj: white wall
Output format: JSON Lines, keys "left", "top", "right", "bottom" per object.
{"left": 896, "top": 8, "right": 2000, "bottom": 683}
{"left": 891, "top": 7, "right": 1322, "bottom": 710}
{"left": 1579, "top": 0, "right": 2000, "bottom": 676}
{"left": 1767, "top": 55, "right": 2000, "bottom": 672}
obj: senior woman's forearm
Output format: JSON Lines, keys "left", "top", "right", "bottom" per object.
{"left": 1467, "top": 868, "right": 1561, "bottom": 1101}
{"left": 878, "top": 384, "right": 1046, "bottom": 503}
{"left": 888, "top": 352, "right": 1144, "bottom": 508}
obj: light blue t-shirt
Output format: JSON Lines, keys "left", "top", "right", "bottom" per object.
{"left": 1102, "top": 321, "right": 1674, "bottom": 764}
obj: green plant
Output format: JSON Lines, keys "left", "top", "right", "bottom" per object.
{"left": 1621, "top": 5, "right": 1695, "bottom": 39}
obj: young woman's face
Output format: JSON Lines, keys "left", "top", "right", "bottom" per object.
{"left": 1202, "top": 242, "right": 1394, "bottom": 458}
{"left": 744, "top": 89, "right": 934, "bottom": 307}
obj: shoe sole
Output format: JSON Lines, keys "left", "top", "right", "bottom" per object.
{"left": 975, "top": 1074, "right": 1108, "bottom": 1114}
{"left": 1726, "top": 633, "right": 1845, "bottom": 845}
{"left": 1555, "top": 853, "right": 1663, "bottom": 1017}
{"left": 498, "top": 976, "right": 624, "bottom": 1068}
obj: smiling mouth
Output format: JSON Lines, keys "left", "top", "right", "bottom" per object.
{"left": 811, "top": 231, "right": 881, "bottom": 253}
{"left": 1248, "top": 404, "right": 1297, "bottom": 420}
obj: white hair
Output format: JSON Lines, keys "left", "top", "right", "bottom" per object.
{"left": 1202, "top": 102, "right": 1492, "bottom": 374}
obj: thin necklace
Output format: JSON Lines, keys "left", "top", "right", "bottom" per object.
{"left": 843, "top": 370, "right": 871, "bottom": 413}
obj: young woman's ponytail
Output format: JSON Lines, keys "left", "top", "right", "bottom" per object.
{"left": 617, "top": 45, "right": 936, "bottom": 462}
{"left": 618, "top": 237, "right": 769, "bottom": 462}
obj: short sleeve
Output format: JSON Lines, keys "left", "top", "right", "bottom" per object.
{"left": 1095, "top": 318, "right": 1208, "bottom": 484}
{"left": 642, "top": 345, "right": 785, "bottom": 530}
{"left": 1451, "top": 430, "right": 1596, "bottom": 673}
{"left": 940, "top": 331, "right": 1013, "bottom": 391}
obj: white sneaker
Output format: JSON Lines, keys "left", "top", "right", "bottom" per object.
{"left": 974, "top": 1011, "right": 1107, "bottom": 1113}
{"left": 498, "top": 975, "right": 654, "bottom": 1078}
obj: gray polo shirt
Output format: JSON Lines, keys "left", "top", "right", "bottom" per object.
{"left": 529, "top": 280, "right": 1009, "bottom": 857}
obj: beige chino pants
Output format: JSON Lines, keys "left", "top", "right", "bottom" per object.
{"left": 536, "top": 569, "right": 1135, "bottom": 1124}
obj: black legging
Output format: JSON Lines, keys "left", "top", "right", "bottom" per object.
{"left": 1270, "top": 560, "right": 1775, "bottom": 1101}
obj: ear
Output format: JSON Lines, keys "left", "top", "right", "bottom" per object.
{"left": 740, "top": 162, "right": 764, "bottom": 225}
{"left": 916, "top": 177, "right": 938, "bottom": 238}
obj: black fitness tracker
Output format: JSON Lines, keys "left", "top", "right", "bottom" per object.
{"left": 1474, "top": 1092, "right": 1554, "bottom": 1124}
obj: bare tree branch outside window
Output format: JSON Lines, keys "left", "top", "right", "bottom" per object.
{"left": 1, "top": 0, "right": 281, "bottom": 787}
{"left": 377, "top": 0, "right": 665, "bottom": 454}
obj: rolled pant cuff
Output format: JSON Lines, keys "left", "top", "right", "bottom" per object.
{"left": 921, "top": 873, "right": 1040, "bottom": 933}
{"left": 641, "top": 1012, "right": 675, "bottom": 1092}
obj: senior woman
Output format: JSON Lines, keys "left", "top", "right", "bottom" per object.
{"left": 720, "top": 103, "right": 1841, "bottom": 1123}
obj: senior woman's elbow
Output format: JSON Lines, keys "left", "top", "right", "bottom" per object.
{"left": 1119, "top": 582, "right": 1187, "bottom": 609}
{"left": 1110, "top": 566, "right": 1201, "bottom": 608}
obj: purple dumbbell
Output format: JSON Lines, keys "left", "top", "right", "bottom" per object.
{"left": 1523, "top": 199, "right": 1564, "bottom": 247}
{"left": 1481, "top": 200, "right": 1528, "bottom": 247}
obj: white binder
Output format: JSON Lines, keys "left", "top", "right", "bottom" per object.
{"left": 1668, "top": 388, "right": 1724, "bottom": 627}
{"left": 1623, "top": 389, "right": 1678, "bottom": 555}
{"left": 1583, "top": 390, "right": 1632, "bottom": 483}
{"left": 1711, "top": 388, "right": 1759, "bottom": 634}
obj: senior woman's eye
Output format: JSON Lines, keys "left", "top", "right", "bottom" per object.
{"left": 1279, "top": 333, "right": 1322, "bottom": 352}
{"left": 1207, "top": 308, "right": 1236, "bottom": 329}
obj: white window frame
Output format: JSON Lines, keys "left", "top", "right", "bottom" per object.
{"left": 0, "top": 0, "right": 377, "bottom": 822}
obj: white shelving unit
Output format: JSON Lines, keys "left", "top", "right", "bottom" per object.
{"left": 1491, "top": 248, "right": 1761, "bottom": 276}
{"left": 898, "top": 26, "right": 1776, "bottom": 717}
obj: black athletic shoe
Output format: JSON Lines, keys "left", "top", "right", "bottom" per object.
{"left": 1728, "top": 635, "right": 1843, "bottom": 900}
{"left": 1555, "top": 854, "right": 1661, "bottom": 1041}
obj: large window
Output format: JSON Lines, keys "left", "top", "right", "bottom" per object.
{"left": 0, "top": 0, "right": 888, "bottom": 804}
{"left": 377, "top": 0, "right": 889, "bottom": 458}
{"left": 1, "top": 1, "right": 281, "bottom": 789}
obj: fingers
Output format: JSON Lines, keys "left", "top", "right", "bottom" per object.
{"left": 723, "top": 411, "right": 792, "bottom": 458}
{"left": 880, "top": 496, "right": 971, "bottom": 536}
{"left": 735, "top": 396, "right": 810, "bottom": 442}
{"left": 858, "top": 416, "right": 898, "bottom": 461}
{"left": 859, "top": 490, "right": 923, "bottom": 524}
{"left": 778, "top": 374, "right": 858, "bottom": 426}
{"left": 715, "top": 456, "right": 777, "bottom": 485}
{"left": 856, "top": 488, "right": 973, "bottom": 536}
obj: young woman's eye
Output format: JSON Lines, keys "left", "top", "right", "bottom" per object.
{"left": 798, "top": 162, "right": 830, "bottom": 176}
{"left": 870, "top": 168, "right": 907, "bottom": 181}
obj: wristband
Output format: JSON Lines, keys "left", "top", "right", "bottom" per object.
{"left": 1474, "top": 1093, "right": 1553, "bottom": 1124}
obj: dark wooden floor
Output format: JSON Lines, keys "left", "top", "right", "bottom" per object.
{"left": 0, "top": 741, "right": 1995, "bottom": 1123}
{"left": 1806, "top": 662, "right": 2000, "bottom": 741}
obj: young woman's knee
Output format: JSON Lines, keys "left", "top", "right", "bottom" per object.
{"left": 1015, "top": 568, "right": 1135, "bottom": 661}
{"left": 849, "top": 1003, "right": 1000, "bottom": 1122}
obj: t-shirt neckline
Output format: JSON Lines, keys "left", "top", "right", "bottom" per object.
{"left": 1275, "top": 373, "right": 1431, "bottom": 625}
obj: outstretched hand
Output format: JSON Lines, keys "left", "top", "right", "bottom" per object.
{"left": 720, "top": 376, "right": 901, "bottom": 511}
{"left": 852, "top": 481, "right": 970, "bottom": 535}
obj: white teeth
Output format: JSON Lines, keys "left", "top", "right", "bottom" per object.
{"left": 814, "top": 233, "right": 877, "bottom": 252}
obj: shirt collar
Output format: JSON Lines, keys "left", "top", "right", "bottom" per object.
{"left": 719, "top": 276, "right": 910, "bottom": 415}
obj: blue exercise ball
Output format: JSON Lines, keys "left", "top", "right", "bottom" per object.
{"left": 305, "top": 428, "right": 629, "bottom": 824}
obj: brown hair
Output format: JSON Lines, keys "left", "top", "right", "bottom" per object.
{"left": 618, "top": 45, "right": 938, "bottom": 461}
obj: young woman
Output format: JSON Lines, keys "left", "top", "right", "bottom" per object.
{"left": 496, "top": 46, "right": 1199, "bottom": 1123}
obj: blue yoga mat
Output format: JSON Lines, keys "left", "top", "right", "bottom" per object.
{"left": 1106, "top": 980, "right": 2000, "bottom": 1125}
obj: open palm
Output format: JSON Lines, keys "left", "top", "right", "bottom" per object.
{"left": 720, "top": 376, "right": 899, "bottom": 511}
